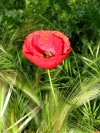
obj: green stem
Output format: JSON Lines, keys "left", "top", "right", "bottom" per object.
{"left": 47, "top": 70, "right": 57, "bottom": 106}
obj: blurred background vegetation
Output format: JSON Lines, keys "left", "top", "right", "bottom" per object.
{"left": 0, "top": 0, "right": 100, "bottom": 133}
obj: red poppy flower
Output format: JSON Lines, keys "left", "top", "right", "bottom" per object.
{"left": 22, "top": 30, "right": 72, "bottom": 69}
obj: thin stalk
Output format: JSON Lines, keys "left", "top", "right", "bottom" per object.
{"left": 47, "top": 70, "right": 57, "bottom": 106}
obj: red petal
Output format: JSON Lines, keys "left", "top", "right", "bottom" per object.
{"left": 23, "top": 49, "right": 72, "bottom": 69}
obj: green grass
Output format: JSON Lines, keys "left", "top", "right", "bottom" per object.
{"left": 0, "top": 0, "right": 100, "bottom": 132}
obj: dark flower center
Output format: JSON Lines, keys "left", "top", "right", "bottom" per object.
{"left": 43, "top": 52, "right": 52, "bottom": 58}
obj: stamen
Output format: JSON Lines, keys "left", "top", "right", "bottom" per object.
{"left": 43, "top": 52, "right": 52, "bottom": 58}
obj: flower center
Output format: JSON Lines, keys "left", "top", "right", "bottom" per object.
{"left": 43, "top": 52, "right": 52, "bottom": 58}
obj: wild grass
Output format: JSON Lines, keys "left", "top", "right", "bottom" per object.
{"left": 0, "top": 0, "right": 100, "bottom": 133}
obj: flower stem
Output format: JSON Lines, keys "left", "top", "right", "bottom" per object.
{"left": 47, "top": 70, "right": 57, "bottom": 106}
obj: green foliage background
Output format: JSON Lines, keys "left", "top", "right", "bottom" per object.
{"left": 0, "top": 0, "right": 100, "bottom": 133}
